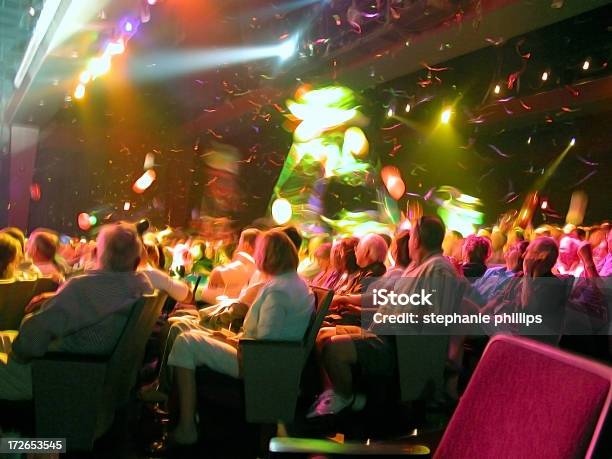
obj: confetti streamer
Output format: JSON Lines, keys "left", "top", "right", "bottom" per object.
{"left": 569, "top": 170, "right": 597, "bottom": 188}
{"left": 488, "top": 144, "right": 512, "bottom": 158}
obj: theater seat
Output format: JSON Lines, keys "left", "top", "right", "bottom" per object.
{"left": 434, "top": 334, "right": 612, "bottom": 458}
{"left": 197, "top": 287, "right": 333, "bottom": 423}
{"left": 0, "top": 277, "right": 59, "bottom": 330}
{"left": 0, "top": 279, "right": 36, "bottom": 330}
{"left": 269, "top": 335, "right": 612, "bottom": 458}
{"left": 31, "top": 292, "right": 167, "bottom": 451}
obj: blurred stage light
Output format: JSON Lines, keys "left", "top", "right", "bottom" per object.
{"left": 440, "top": 107, "right": 452, "bottom": 124}
{"left": 124, "top": 201, "right": 131, "bottom": 211}
{"left": 277, "top": 37, "right": 297, "bottom": 60}
{"left": 582, "top": 60, "right": 590, "bottom": 70}
{"left": 404, "top": 103, "right": 411, "bottom": 113}
{"left": 88, "top": 55, "right": 111, "bottom": 78}
{"left": 493, "top": 84, "right": 501, "bottom": 94}
{"left": 78, "top": 212, "right": 91, "bottom": 230}
{"left": 74, "top": 83, "right": 85, "bottom": 99}
{"left": 386, "top": 107, "right": 394, "bottom": 118}
{"left": 124, "top": 20, "right": 134, "bottom": 32}
{"left": 147, "top": 0, "right": 157, "bottom": 4}
{"left": 79, "top": 70, "right": 91, "bottom": 84}
{"left": 541, "top": 71, "right": 549, "bottom": 81}
{"left": 569, "top": 137, "right": 576, "bottom": 147}
{"left": 133, "top": 169, "right": 156, "bottom": 193}
{"left": 88, "top": 215, "right": 98, "bottom": 226}
{"left": 106, "top": 39, "right": 125, "bottom": 56}
{"left": 343, "top": 127, "right": 368, "bottom": 157}
{"left": 272, "top": 198, "right": 292, "bottom": 224}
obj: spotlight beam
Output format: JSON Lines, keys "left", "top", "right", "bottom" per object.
{"left": 128, "top": 40, "right": 298, "bottom": 81}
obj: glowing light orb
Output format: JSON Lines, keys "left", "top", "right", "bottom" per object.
{"left": 386, "top": 107, "right": 394, "bottom": 118}
{"left": 123, "top": 201, "right": 131, "bottom": 211}
{"left": 569, "top": 137, "right": 576, "bottom": 147}
{"left": 124, "top": 21, "right": 133, "bottom": 32}
{"left": 404, "top": 104, "right": 411, "bottom": 113}
{"left": 133, "top": 169, "right": 156, "bottom": 193}
{"left": 381, "top": 166, "right": 405, "bottom": 200}
{"left": 88, "top": 215, "right": 97, "bottom": 226}
{"left": 493, "top": 84, "right": 501, "bottom": 94}
{"left": 74, "top": 84, "right": 85, "bottom": 99}
{"left": 582, "top": 60, "right": 590, "bottom": 70}
{"left": 272, "top": 198, "right": 292, "bottom": 224}
{"left": 541, "top": 71, "right": 549, "bottom": 81}
{"left": 78, "top": 212, "right": 91, "bottom": 231}
{"left": 440, "top": 107, "right": 452, "bottom": 124}
{"left": 343, "top": 127, "right": 369, "bottom": 157}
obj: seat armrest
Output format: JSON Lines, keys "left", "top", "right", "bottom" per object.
{"left": 239, "top": 337, "right": 304, "bottom": 348}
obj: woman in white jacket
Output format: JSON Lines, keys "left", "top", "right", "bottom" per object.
{"left": 167, "top": 229, "right": 314, "bottom": 445}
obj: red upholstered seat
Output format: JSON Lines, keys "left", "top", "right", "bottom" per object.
{"left": 435, "top": 335, "right": 612, "bottom": 459}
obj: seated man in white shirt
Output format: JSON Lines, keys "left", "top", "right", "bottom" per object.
{"left": 197, "top": 228, "right": 260, "bottom": 303}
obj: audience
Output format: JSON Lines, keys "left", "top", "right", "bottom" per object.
{"left": 460, "top": 235, "right": 492, "bottom": 281}
{"left": 308, "top": 216, "right": 465, "bottom": 418}
{"left": 473, "top": 240, "right": 529, "bottom": 302}
{"left": 0, "top": 227, "right": 41, "bottom": 280}
{"left": 0, "top": 233, "right": 20, "bottom": 280}
{"left": 0, "top": 222, "right": 153, "bottom": 400}
{"left": 26, "top": 230, "right": 65, "bottom": 282}
{"left": 0, "top": 212, "right": 609, "bottom": 448}
{"left": 166, "top": 229, "right": 314, "bottom": 444}
{"left": 311, "top": 242, "right": 333, "bottom": 287}
{"left": 197, "top": 228, "right": 260, "bottom": 303}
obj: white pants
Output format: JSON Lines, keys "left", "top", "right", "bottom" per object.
{"left": 168, "top": 329, "right": 239, "bottom": 378}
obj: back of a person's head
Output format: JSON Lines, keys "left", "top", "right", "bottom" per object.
{"left": 360, "top": 234, "right": 388, "bottom": 265}
{"left": 533, "top": 237, "right": 559, "bottom": 272}
{"left": 463, "top": 235, "right": 492, "bottom": 264}
{"left": 416, "top": 216, "right": 446, "bottom": 252}
{"left": 0, "top": 227, "right": 26, "bottom": 253}
{"left": 255, "top": 229, "right": 299, "bottom": 276}
{"left": 98, "top": 223, "right": 142, "bottom": 272}
{"left": 339, "top": 237, "right": 360, "bottom": 273}
{"left": 314, "top": 242, "right": 332, "bottom": 261}
{"left": 280, "top": 225, "right": 303, "bottom": 252}
{"left": 393, "top": 230, "right": 411, "bottom": 268}
{"left": 28, "top": 230, "right": 59, "bottom": 262}
{"left": 0, "top": 233, "right": 20, "bottom": 279}
{"left": 239, "top": 228, "right": 261, "bottom": 252}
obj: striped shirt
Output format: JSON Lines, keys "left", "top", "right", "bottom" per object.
{"left": 11, "top": 270, "right": 153, "bottom": 360}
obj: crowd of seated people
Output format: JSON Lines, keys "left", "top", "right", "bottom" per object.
{"left": 0, "top": 216, "right": 611, "bottom": 450}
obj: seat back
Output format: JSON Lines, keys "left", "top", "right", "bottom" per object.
{"left": 32, "top": 276, "right": 59, "bottom": 297}
{"left": 32, "top": 293, "right": 166, "bottom": 450}
{"left": 97, "top": 292, "right": 167, "bottom": 431}
{"left": 303, "top": 287, "right": 333, "bottom": 359}
{"left": 395, "top": 335, "right": 449, "bottom": 402}
{"left": 0, "top": 279, "right": 37, "bottom": 330}
{"left": 434, "top": 335, "right": 612, "bottom": 459}
{"left": 240, "top": 287, "right": 332, "bottom": 423}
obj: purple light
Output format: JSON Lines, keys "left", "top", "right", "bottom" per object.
{"left": 124, "top": 21, "right": 133, "bottom": 33}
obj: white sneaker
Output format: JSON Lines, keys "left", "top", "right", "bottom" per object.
{"left": 306, "top": 389, "right": 364, "bottom": 418}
